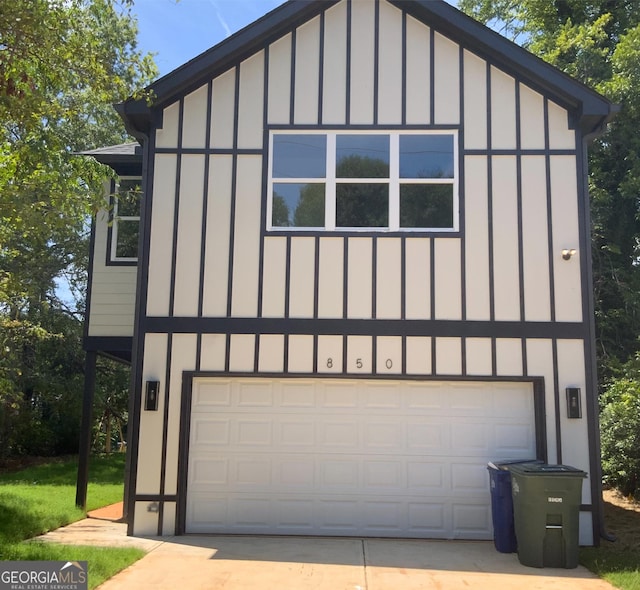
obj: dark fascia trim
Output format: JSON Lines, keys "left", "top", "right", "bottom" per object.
{"left": 390, "top": 0, "right": 614, "bottom": 136}
{"left": 84, "top": 335, "right": 133, "bottom": 354}
{"left": 116, "top": 0, "right": 341, "bottom": 133}
{"left": 143, "top": 316, "right": 585, "bottom": 340}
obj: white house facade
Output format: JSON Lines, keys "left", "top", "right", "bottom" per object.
{"left": 81, "top": 0, "right": 614, "bottom": 545}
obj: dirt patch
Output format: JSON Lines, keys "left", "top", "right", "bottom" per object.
{"left": 88, "top": 502, "right": 124, "bottom": 522}
{"left": 602, "top": 489, "right": 640, "bottom": 549}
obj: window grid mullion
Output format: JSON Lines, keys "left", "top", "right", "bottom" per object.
{"left": 389, "top": 134, "right": 399, "bottom": 231}
{"left": 326, "top": 133, "right": 336, "bottom": 230}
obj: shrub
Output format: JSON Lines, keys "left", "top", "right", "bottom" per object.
{"left": 600, "top": 378, "right": 640, "bottom": 497}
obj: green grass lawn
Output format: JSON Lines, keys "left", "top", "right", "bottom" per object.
{"left": 580, "top": 492, "right": 640, "bottom": 590}
{"left": 0, "top": 455, "right": 145, "bottom": 589}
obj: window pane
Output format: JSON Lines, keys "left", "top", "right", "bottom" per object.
{"left": 336, "top": 135, "right": 389, "bottom": 178}
{"left": 117, "top": 179, "right": 142, "bottom": 216}
{"left": 272, "top": 183, "right": 325, "bottom": 227}
{"left": 273, "top": 135, "right": 326, "bottom": 178}
{"left": 400, "top": 184, "right": 454, "bottom": 228}
{"left": 400, "top": 135, "right": 454, "bottom": 179}
{"left": 336, "top": 183, "right": 388, "bottom": 227}
{"left": 115, "top": 220, "right": 139, "bottom": 258}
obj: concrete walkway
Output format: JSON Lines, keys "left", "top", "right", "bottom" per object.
{"left": 35, "top": 508, "right": 616, "bottom": 590}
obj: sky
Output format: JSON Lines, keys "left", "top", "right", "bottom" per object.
{"left": 131, "top": 0, "right": 457, "bottom": 79}
{"left": 132, "top": 0, "right": 287, "bottom": 77}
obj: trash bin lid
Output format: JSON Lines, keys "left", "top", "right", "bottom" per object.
{"left": 488, "top": 459, "right": 540, "bottom": 471}
{"left": 509, "top": 462, "right": 587, "bottom": 477}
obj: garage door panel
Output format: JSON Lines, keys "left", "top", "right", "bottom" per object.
{"left": 407, "top": 461, "right": 447, "bottom": 491}
{"left": 188, "top": 492, "right": 498, "bottom": 538}
{"left": 189, "top": 457, "right": 229, "bottom": 487}
{"left": 493, "top": 423, "right": 536, "bottom": 456}
{"left": 407, "top": 502, "right": 448, "bottom": 536}
{"left": 186, "top": 378, "right": 537, "bottom": 538}
{"left": 452, "top": 502, "right": 492, "bottom": 539}
{"left": 192, "top": 380, "right": 232, "bottom": 409}
{"left": 451, "top": 462, "right": 490, "bottom": 494}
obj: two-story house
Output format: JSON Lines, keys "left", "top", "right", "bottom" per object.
{"left": 80, "top": 0, "right": 614, "bottom": 545}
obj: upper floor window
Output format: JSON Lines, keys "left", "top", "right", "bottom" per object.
{"left": 111, "top": 177, "right": 141, "bottom": 262}
{"left": 267, "top": 130, "right": 458, "bottom": 232}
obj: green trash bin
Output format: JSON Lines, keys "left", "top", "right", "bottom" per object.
{"left": 509, "top": 463, "right": 587, "bottom": 568}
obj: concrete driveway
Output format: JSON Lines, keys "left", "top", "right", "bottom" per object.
{"left": 36, "top": 517, "right": 616, "bottom": 590}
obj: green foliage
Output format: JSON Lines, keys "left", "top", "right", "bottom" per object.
{"left": 600, "top": 377, "right": 640, "bottom": 497}
{"left": 0, "top": 455, "right": 137, "bottom": 589}
{"left": 0, "top": 0, "right": 156, "bottom": 459}
{"left": 581, "top": 546, "right": 640, "bottom": 590}
{"left": 293, "top": 184, "right": 325, "bottom": 227}
{"left": 1, "top": 544, "right": 145, "bottom": 590}
{"left": 0, "top": 455, "right": 126, "bottom": 543}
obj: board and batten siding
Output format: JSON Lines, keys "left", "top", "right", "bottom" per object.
{"left": 133, "top": 0, "right": 593, "bottom": 543}
{"left": 87, "top": 208, "right": 136, "bottom": 337}
{"left": 144, "top": 0, "right": 580, "bottom": 327}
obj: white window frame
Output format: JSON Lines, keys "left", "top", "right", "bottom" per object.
{"left": 110, "top": 176, "right": 141, "bottom": 263}
{"left": 267, "top": 129, "right": 459, "bottom": 232}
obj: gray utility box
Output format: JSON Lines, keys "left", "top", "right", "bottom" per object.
{"left": 509, "top": 463, "right": 587, "bottom": 568}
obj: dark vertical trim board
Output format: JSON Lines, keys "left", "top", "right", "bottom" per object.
{"left": 552, "top": 338, "right": 562, "bottom": 465}
{"left": 157, "top": 332, "right": 173, "bottom": 536}
{"left": 317, "top": 10, "right": 325, "bottom": 125}
{"left": 285, "top": 236, "right": 292, "bottom": 318}
{"left": 401, "top": 11, "right": 407, "bottom": 126}
{"left": 168, "top": 99, "right": 185, "bottom": 318}
{"left": 126, "top": 126, "right": 156, "bottom": 534}
{"left": 313, "top": 236, "right": 320, "bottom": 319}
{"left": 345, "top": 0, "right": 352, "bottom": 125}
{"left": 373, "top": 0, "right": 380, "bottom": 126}
{"left": 289, "top": 28, "right": 297, "bottom": 125}
{"left": 458, "top": 46, "right": 467, "bottom": 323}
{"left": 515, "top": 82, "right": 525, "bottom": 324}
{"left": 429, "top": 27, "right": 435, "bottom": 124}
{"left": 226, "top": 67, "right": 241, "bottom": 318}
{"left": 197, "top": 81, "right": 214, "bottom": 325}
{"left": 400, "top": 237, "right": 406, "bottom": 320}
{"left": 544, "top": 99, "right": 556, "bottom": 323}
{"left": 257, "top": 48, "right": 270, "bottom": 318}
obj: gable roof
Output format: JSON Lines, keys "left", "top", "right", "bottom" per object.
{"left": 116, "top": 0, "right": 613, "bottom": 139}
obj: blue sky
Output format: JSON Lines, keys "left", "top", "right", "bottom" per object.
{"left": 132, "top": 0, "right": 458, "bottom": 78}
{"left": 132, "top": 0, "right": 287, "bottom": 77}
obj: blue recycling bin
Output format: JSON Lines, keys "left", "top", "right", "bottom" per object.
{"left": 487, "top": 460, "right": 539, "bottom": 553}
{"left": 488, "top": 463, "right": 518, "bottom": 552}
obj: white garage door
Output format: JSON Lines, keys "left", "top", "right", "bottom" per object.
{"left": 185, "top": 378, "right": 536, "bottom": 538}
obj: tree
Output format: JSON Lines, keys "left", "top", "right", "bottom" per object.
{"left": 0, "top": 0, "right": 157, "bottom": 458}
{"left": 457, "top": 0, "right": 640, "bottom": 383}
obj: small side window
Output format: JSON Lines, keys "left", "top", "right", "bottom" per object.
{"left": 111, "top": 177, "right": 141, "bottom": 262}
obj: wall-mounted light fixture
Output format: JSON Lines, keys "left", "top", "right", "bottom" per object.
{"left": 562, "top": 248, "right": 577, "bottom": 260}
{"left": 145, "top": 380, "right": 160, "bottom": 411}
{"left": 566, "top": 387, "right": 582, "bottom": 419}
